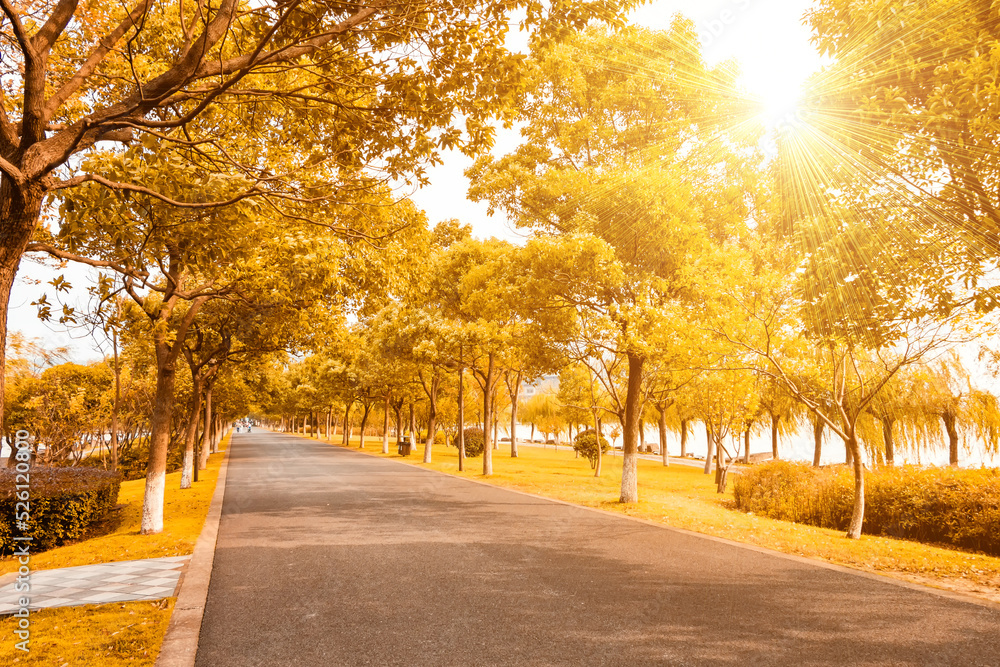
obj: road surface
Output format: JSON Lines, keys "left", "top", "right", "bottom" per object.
{"left": 196, "top": 430, "right": 999, "bottom": 666}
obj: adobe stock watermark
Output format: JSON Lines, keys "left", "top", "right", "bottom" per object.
{"left": 699, "top": 0, "right": 752, "bottom": 48}
{"left": 10, "top": 430, "right": 33, "bottom": 652}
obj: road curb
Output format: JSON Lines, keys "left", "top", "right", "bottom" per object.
{"left": 156, "top": 436, "right": 233, "bottom": 667}
{"left": 330, "top": 439, "right": 1000, "bottom": 612}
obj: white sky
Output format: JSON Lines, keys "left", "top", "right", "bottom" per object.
{"left": 10, "top": 0, "right": 823, "bottom": 359}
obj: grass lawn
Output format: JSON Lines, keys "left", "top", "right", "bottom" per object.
{"left": 310, "top": 432, "right": 1000, "bottom": 604}
{"left": 0, "top": 436, "right": 229, "bottom": 663}
{"left": 0, "top": 600, "right": 173, "bottom": 666}
{"left": 1, "top": 446, "right": 227, "bottom": 575}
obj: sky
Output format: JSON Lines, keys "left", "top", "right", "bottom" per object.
{"left": 407, "top": 0, "right": 824, "bottom": 242}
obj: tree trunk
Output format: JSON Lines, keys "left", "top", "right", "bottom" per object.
{"left": 658, "top": 404, "right": 669, "bottom": 466}
{"left": 943, "top": 411, "right": 959, "bottom": 466}
{"left": 408, "top": 402, "right": 417, "bottom": 452}
{"left": 770, "top": 413, "right": 780, "bottom": 461}
{"left": 457, "top": 366, "right": 466, "bottom": 472}
{"left": 359, "top": 404, "right": 372, "bottom": 450}
{"left": 593, "top": 408, "right": 602, "bottom": 478}
{"left": 743, "top": 427, "right": 751, "bottom": 464}
{"left": 111, "top": 329, "right": 121, "bottom": 471}
{"left": 812, "top": 417, "right": 823, "bottom": 467}
{"left": 845, "top": 441, "right": 854, "bottom": 466}
{"left": 424, "top": 395, "right": 436, "bottom": 464}
{"left": 141, "top": 337, "right": 179, "bottom": 535}
{"left": 509, "top": 371, "right": 521, "bottom": 458}
{"left": 482, "top": 353, "right": 496, "bottom": 476}
{"left": 680, "top": 419, "right": 688, "bottom": 458}
{"left": 180, "top": 376, "right": 203, "bottom": 489}
{"left": 704, "top": 423, "right": 714, "bottom": 474}
{"left": 342, "top": 403, "right": 352, "bottom": 447}
{"left": 0, "top": 189, "right": 43, "bottom": 439}
{"left": 201, "top": 385, "right": 214, "bottom": 465}
{"left": 882, "top": 418, "right": 895, "bottom": 466}
{"left": 381, "top": 395, "right": 390, "bottom": 454}
{"left": 846, "top": 434, "right": 865, "bottom": 539}
{"left": 619, "top": 352, "right": 644, "bottom": 503}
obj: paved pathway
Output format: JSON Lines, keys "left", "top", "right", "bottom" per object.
{"left": 0, "top": 556, "right": 188, "bottom": 614}
{"left": 197, "top": 431, "right": 999, "bottom": 666}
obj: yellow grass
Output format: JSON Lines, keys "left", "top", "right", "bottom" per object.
{"left": 0, "top": 599, "right": 174, "bottom": 666}
{"left": 1, "top": 442, "right": 228, "bottom": 575}
{"left": 311, "top": 432, "right": 1000, "bottom": 604}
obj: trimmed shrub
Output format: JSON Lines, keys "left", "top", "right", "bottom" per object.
{"left": 0, "top": 466, "right": 122, "bottom": 554}
{"left": 573, "top": 430, "right": 610, "bottom": 469}
{"left": 463, "top": 428, "right": 484, "bottom": 457}
{"left": 733, "top": 461, "right": 1000, "bottom": 556}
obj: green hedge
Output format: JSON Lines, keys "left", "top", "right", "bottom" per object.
{"left": 1, "top": 466, "right": 122, "bottom": 554}
{"left": 733, "top": 461, "right": 1000, "bottom": 556}
{"left": 462, "top": 428, "right": 484, "bottom": 457}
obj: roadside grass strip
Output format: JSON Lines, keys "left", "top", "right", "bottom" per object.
{"left": 0, "top": 599, "right": 173, "bottom": 666}
{"left": 306, "top": 433, "right": 1000, "bottom": 604}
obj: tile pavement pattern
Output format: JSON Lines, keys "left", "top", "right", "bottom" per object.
{"left": 0, "top": 556, "right": 189, "bottom": 614}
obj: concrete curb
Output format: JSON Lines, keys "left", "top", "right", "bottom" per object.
{"left": 328, "top": 438, "right": 1000, "bottom": 612}
{"left": 156, "top": 437, "right": 233, "bottom": 667}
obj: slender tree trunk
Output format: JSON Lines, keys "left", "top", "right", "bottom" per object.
{"left": 509, "top": 372, "right": 521, "bottom": 458}
{"left": 882, "top": 418, "right": 895, "bottom": 466}
{"left": 359, "top": 404, "right": 372, "bottom": 449}
{"left": 424, "top": 404, "right": 437, "bottom": 463}
{"left": 111, "top": 329, "right": 121, "bottom": 471}
{"left": 619, "top": 352, "right": 644, "bottom": 503}
{"left": 201, "top": 386, "right": 214, "bottom": 465}
{"left": 482, "top": 353, "right": 495, "bottom": 476}
{"left": 680, "top": 419, "right": 688, "bottom": 458}
{"left": 658, "top": 405, "right": 669, "bottom": 466}
{"left": 704, "top": 423, "right": 714, "bottom": 474}
{"left": 743, "top": 427, "right": 751, "bottom": 464}
{"left": 342, "top": 403, "right": 352, "bottom": 447}
{"left": 846, "top": 433, "right": 865, "bottom": 539}
{"left": 382, "top": 395, "right": 390, "bottom": 454}
{"left": 408, "top": 402, "right": 417, "bottom": 453}
{"left": 812, "top": 417, "right": 823, "bottom": 467}
{"left": 180, "top": 376, "right": 203, "bottom": 489}
{"left": 943, "top": 412, "right": 959, "bottom": 466}
{"left": 770, "top": 413, "right": 780, "bottom": 461}
{"left": 492, "top": 411, "right": 498, "bottom": 451}
{"left": 593, "top": 408, "right": 602, "bottom": 478}
{"left": 845, "top": 441, "right": 854, "bottom": 466}
{"left": 457, "top": 366, "right": 466, "bottom": 472}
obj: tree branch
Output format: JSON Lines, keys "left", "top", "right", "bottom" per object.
{"left": 31, "top": 0, "right": 79, "bottom": 55}
{"left": 49, "top": 172, "right": 261, "bottom": 209}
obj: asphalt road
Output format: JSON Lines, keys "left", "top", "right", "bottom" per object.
{"left": 196, "top": 431, "right": 999, "bottom": 666}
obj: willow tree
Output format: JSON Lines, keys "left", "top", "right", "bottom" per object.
{"left": 469, "top": 22, "right": 758, "bottom": 502}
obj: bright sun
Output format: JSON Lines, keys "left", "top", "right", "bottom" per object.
{"left": 741, "top": 70, "right": 806, "bottom": 129}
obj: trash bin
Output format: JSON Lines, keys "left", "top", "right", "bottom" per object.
{"left": 398, "top": 439, "right": 412, "bottom": 456}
